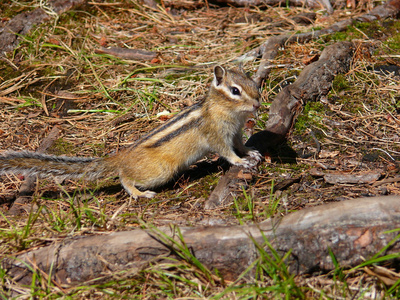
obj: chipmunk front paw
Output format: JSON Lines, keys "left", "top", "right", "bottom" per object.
{"left": 247, "top": 150, "right": 263, "bottom": 162}
{"left": 233, "top": 157, "right": 257, "bottom": 169}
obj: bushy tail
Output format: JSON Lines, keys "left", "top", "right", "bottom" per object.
{"left": 0, "top": 151, "right": 112, "bottom": 181}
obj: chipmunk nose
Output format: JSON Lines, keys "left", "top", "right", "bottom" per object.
{"left": 253, "top": 101, "right": 261, "bottom": 110}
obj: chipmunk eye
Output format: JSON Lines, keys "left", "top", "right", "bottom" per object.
{"left": 230, "top": 86, "right": 241, "bottom": 96}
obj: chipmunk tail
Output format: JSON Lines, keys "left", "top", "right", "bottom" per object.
{"left": 0, "top": 151, "right": 112, "bottom": 181}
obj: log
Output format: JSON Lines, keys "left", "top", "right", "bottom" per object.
{"left": 4, "top": 196, "right": 400, "bottom": 286}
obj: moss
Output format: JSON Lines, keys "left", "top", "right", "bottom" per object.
{"left": 48, "top": 138, "right": 76, "bottom": 156}
{"left": 87, "top": 143, "right": 106, "bottom": 157}
{"left": 332, "top": 74, "right": 350, "bottom": 92}
{"left": 385, "top": 29, "right": 400, "bottom": 50}
{"left": 294, "top": 101, "right": 326, "bottom": 134}
{"left": 329, "top": 31, "right": 350, "bottom": 42}
{"left": 327, "top": 21, "right": 386, "bottom": 42}
{"left": 0, "top": 1, "right": 32, "bottom": 19}
{"left": 329, "top": 26, "right": 363, "bottom": 41}
{"left": 0, "top": 61, "right": 22, "bottom": 81}
{"left": 354, "top": 21, "right": 385, "bottom": 38}
{"left": 326, "top": 19, "right": 400, "bottom": 54}
{"left": 192, "top": 174, "right": 220, "bottom": 199}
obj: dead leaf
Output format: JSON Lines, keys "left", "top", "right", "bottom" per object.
{"left": 237, "top": 170, "right": 252, "bottom": 180}
{"left": 364, "top": 266, "right": 400, "bottom": 286}
{"left": 318, "top": 150, "right": 340, "bottom": 159}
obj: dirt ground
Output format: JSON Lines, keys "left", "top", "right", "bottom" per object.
{"left": 0, "top": 0, "right": 400, "bottom": 298}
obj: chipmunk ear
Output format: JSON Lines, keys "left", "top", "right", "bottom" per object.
{"left": 213, "top": 65, "right": 226, "bottom": 86}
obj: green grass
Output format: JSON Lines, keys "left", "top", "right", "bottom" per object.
{"left": 293, "top": 101, "right": 326, "bottom": 134}
{"left": 213, "top": 233, "right": 304, "bottom": 299}
{"left": 233, "top": 182, "right": 283, "bottom": 223}
{"left": 0, "top": 209, "right": 40, "bottom": 251}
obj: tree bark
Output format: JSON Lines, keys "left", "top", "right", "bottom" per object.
{"left": 4, "top": 196, "right": 400, "bottom": 286}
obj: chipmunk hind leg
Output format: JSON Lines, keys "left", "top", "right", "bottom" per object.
{"left": 120, "top": 176, "right": 156, "bottom": 199}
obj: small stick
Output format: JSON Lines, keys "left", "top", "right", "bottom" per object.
{"left": 95, "top": 47, "right": 158, "bottom": 61}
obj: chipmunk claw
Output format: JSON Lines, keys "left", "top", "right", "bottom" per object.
{"left": 234, "top": 155, "right": 261, "bottom": 169}
{"left": 130, "top": 191, "right": 157, "bottom": 199}
{"left": 142, "top": 190, "right": 157, "bottom": 198}
{"left": 234, "top": 158, "right": 254, "bottom": 169}
{"left": 248, "top": 150, "right": 263, "bottom": 162}
{"left": 231, "top": 150, "right": 263, "bottom": 169}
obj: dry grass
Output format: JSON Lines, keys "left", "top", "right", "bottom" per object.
{"left": 0, "top": 0, "right": 400, "bottom": 298}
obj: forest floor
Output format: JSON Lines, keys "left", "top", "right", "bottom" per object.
{"left": 0, "top": 0, "right": 400, "bottom": 298}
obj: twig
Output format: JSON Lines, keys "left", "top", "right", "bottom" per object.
{"left": 94, "top": 47, "right": 158, "bottom": 61}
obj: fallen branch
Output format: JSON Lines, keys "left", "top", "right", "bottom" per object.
{"left": 251, "top": 41, "right": 353, "bottom": 144}
{"left": 4, "top": 196, "right": 400, "bottom": 286}
{"left": 204, "top": 165, "right": 243, "bottom": 209}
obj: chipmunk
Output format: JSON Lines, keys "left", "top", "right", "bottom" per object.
{"left": 0, "top": 66, "right": 262, "bottom": 199}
